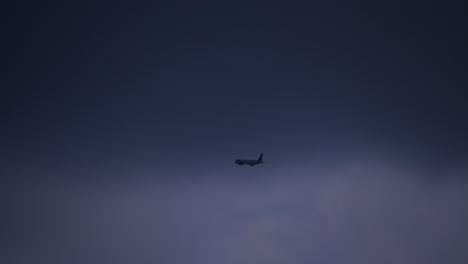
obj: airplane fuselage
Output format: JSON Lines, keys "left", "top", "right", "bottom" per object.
{"left": 236, "top": 160, "right": 262, "bottom": 166}
{"left": 235, "top": 153, "right": 264, "bottom": 166}
{"left": 235, "top": 159, "right": 263, "bottom": 166}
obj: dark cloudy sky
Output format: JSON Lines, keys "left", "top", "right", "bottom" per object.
{"left": 2, "top": 1, "right": 468, "bottom": 263}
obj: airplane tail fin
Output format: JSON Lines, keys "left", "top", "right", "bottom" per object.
{"left": 258, "top": 153, "right": 263, "bottom": 161}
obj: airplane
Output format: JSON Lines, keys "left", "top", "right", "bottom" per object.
{"left": 235, "top": 153, "right": 264, "bottom": 166}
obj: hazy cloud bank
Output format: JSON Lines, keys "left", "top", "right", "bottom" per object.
{"left": 2, "top": 157, "right": 468, "bottom": 264}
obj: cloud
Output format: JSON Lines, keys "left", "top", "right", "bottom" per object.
{"left": 2, "top": 157, "right": 468, "bottom": 264}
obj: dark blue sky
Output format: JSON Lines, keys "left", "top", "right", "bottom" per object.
{"left": 5, "top": 0, "right": 468, "bottom": 172}
{"left": 3, "top": 1, "right": 468, "bottom": 263}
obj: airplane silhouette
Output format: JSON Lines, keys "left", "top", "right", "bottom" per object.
{"left": 235, "top": 153, "right": 264, "bottom": 166}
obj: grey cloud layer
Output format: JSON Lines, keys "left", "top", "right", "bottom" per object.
{"left": 2, "top": 158, "right": 468, "bottom": 264}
